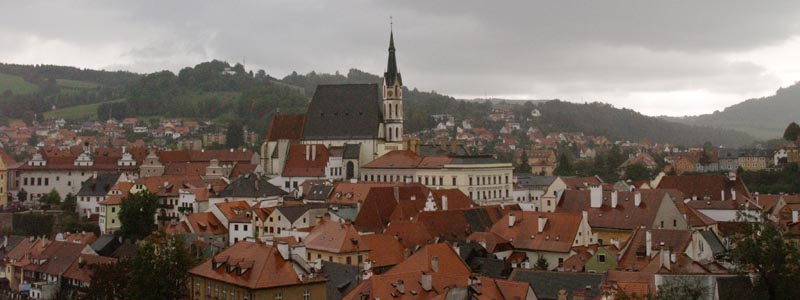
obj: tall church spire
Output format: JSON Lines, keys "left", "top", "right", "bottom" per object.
{"left": 384, "top": 26, "right": 402, "bottom": 87}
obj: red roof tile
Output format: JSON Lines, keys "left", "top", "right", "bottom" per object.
{"left": 266, "top": 114, "right": 306, "bottom": 141}
{"left": 282, "top": 144, "right": 330, "bottom": 177}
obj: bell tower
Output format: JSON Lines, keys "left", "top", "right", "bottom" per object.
{"left": 383, "top": 28, "right": 404, "bottom": 143}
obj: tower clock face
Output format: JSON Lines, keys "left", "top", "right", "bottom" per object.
{"left": 387, "top": 90, "right": 394, "bottom": 97}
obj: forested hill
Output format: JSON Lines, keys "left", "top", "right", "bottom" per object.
{"left": 664, "top": 82, "right": 800, "bottom": 140}
{"left": 0, "top": 63, "right": 140, "bottom": 88}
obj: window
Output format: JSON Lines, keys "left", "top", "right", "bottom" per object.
{"left": 660, "top": 221, "right": 664, "bottom": 228}
{"left": 673, "top": 219, "right": 677, "bottom": 227}
{"left": 111, "top": 207, "right": 116, "bottom": 213}
{"left": 358, "top": 255, "right": 363, "bottom": 263}
{"left": 303, "top": 290, "right": 311, "bottom": 300}
{"left": 274, "top": 292, "right": 282, "bottom": 300}
{"left": 599, "top": 254, "right": 606, "bottom": 263}
{"left": 452, "top": 177, "right": 457, "bottom": 186}
{"left": 285, "top": 181, "right": 290, "bottom": 188}
{"left": 244, "top": 225, "right": 248, "bottom": 231}
{"left": 37, "top": 178, "right": 42, "bottom": 186}
{"left": 235, "top": 225, "right": 239, "bottom": 231}
{"left": 346, "top": 256, "right": 352, "bottom": 265}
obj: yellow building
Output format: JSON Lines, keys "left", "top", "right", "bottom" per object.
{"left": 98, "top": 182, "right": 133, "bottom": 234}
{"left": 0, "top": 150, "right": 12, "bottom": 207}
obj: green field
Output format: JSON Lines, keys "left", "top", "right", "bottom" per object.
{"left": 44, "top": 99, "right": 125, "bottom": 120}
{"left": 0, "top": 73, "right": 39, "bottom": 95}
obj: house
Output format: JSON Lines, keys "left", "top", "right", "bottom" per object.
{"left": 512, "top": 175, "right": 556, "bottom": 211}
{"left": 98, "top": 181, "right": 134, "bottom": 235}
{"left": 0, "top": 150, "right": 16, "bottom": 208}
{"left": 555, "top": 188, "right": 688, "bottom": 246}
{"left": 717, "top": 148, "right": 740, "bottom": 171}
{"left": 210, "top": 201, "right": 253, "bottom": 245}
{"left": 61, "top": 254, "right": 117, "bottom": 297}
{"left": 619, "top": 152, "right": 658, "bottom": 171}
{"left": 657, "top": 174, "right": 756, "bottom": 222}
{"left": 260, "top": 203, "right": 328, "bottom": 238}
{"left": 188, "top": 241, "right": 327, "bottom": 300}
{"left": 510, "top": 269, "right": 606, "bottom": 300}
{"left": 213, "top": 173, "right": 288, "bottom": 207}
{"left": 488, "top": 211, "right": 597, "bottom": 270}
{"left": 76, "top": 173, "right": 121, "bottom": 218}
{"left": 342, "top": 243, "right": 535, "bottom": 300}
{"left": 360, "top": 150, "right": 514, "bottom": 205}
{"left": 302, "top": 220, "right": 404, "bottom": 272}
{"left": 617, "top": 228, "right": 725, "bottom": 274}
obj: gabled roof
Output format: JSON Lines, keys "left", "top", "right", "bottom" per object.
{"left": 186, "top": 212, "right": 227, "bottom": 235}
{"left": 562, "top": 176, "right": 604, "bottom": 190}
{"left": 385, "top": 205, "right": 518, "bottom": 249}
{"left": 265, "top": 114, "right": 305, "bottom": 141}
{"left": 63, "top": 254, "right": 117, "bottom": 283}
{"left": 302, "top": 220, "right": 362, "bottom": 253}
{"left": 282, "top": 144, "right": 330, "bottom": 177}
{"left": 303, "top": 84, "right": 383, "bottom": 140}
{"left": 618, "top": 228, "right": 692, "bottom": 272}
{"left": 275, "top": 203, "right": 328, "bottom": 224}
{"left": 217, "top": 173, "right": 287, "bottom": 198}
{"left": 77, "top": 173, "right": 121, "bottom": 197}
{"left": 657, "top": 175, "right": 751, "bottom": 208}
{"left": 214, "top": 201, "right": 252, "bottom": 223}
{"left": 189, "top": 241, "right": 326, "bottom": 290}
{"left": 556, "top": 189, "right": 682, "bottom": 231}
{"left": 490, "top": 211, "right": 584, "bottom": 253}
{"left": 510, "top": 269, "right": 605, "bottom": 300}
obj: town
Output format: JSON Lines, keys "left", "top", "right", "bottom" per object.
{"left": 1, "top": 23, "right": 800, "bottom": 300}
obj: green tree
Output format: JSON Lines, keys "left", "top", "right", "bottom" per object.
{"left": 784, "top": 122, "right": 800, "bottom": 142}
{"left": 624, "top": 164, "right": 652, "bottom": 181}
{"left": 731, "top": 211, "right": 800, "bottom": 300}
{"left": 61, "top": 193, "right": 77, "bottom": 213}
{"left": 17, "top": 188, "right": 27, "bottom": 202}
{"left": 534, "top": 255, "right": 549, "bottom": 270}
{"left": 83, "top": 260, "right": 130, "bottom": 300}
{"left": 225, "top": 120, "right": 244, "bottom": 149}
{"left": 40, "top": 189, "right": 61, "bottom": 207}
{"left": 126, "top": 231, "right": 193, "bottom": 300}
{"left": 517, "top": 150, "right": 532, "bottom": 173}
{"left": 118, "top": 191, "right": 159, "bottom": 241}
{"left": 553, "top": 152, "right": 574, "bottom": 176}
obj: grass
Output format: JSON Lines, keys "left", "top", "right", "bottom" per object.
{"left": 56, "top": 79, "right": 100, "bottom": 95}
{"left": 0, "top": 73, "right": 39, "bottom": 95}
{"left": 44, "top": 99, "right": 125, "bottom": 120}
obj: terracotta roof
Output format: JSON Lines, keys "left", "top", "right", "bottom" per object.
{"left": 556, "top": 189, "right": 683, "bottom": 231}
{"left": 358, "top": 233, "right": 405, "bottom": 268}
{"left": 60, "top": 232, "right": 98, "bottom": 245}
{"left": 215, "top": 201, "right": 252, "bottom": 223}
{"left": 385, "top": 205, "right": 519, "bottom": 249}
{"left": 163, "top": 162, "right": 208, "bottom": 176}
{"left": 355, "top": 184, "right": 475, "bottom": 233}
{"left": 189, "top": 241, "right": 326, "bottom": 290}
{"left": 562, "top": 176, "right": 604, "bottom": 190}
{"left": 617, "top": 228, "right": 692, "bottom": 272}
{"left": 265, "top": 114, "right": 306, "bottom": 141}
{"left": 63, "top": 254, "right": 117, "bottom": 283}
{"left": 98, "top": 181, "right": 135, "bottom": 205}
{"left": 302, "top": 220, "right": 362, "bottom": 253}
{"left": 657, "top": 175, "right": 752, "bottom": 207}
{"left": 328, "top": 182, "right": 411, "bottom": 204}
{"left": 186, "top": 212, "right": 227, "bottom": 235}
{"left": 282, "top": 144, "right": 330, "bottom": 177}
{"left": 362, "top": 150, "right": 453, "bottom": 169}
{"left": 490, "top": 211, "right": 584, "bottom": 253}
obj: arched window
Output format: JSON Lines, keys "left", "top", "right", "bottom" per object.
{"left": 346, "top": 162, "right": 355, "bottom": 179}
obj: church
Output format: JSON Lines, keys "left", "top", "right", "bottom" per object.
{"left": 261, "top": 31, "right": 406, "bottom": 184}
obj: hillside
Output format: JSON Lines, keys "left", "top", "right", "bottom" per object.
{"left": 0, "top": 73, "right": 39, "bottom": 95}
{"left": 665, "top": 82, "right": 800, "bottom": 139}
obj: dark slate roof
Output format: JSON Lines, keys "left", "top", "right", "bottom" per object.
{"left": 516, "top": 175, "right": 556, "bottom": 187}
{"left": 303, "top": 84, "right": 383, "bottom": 140}
{"left": 510, "top": 270, "right": 605, "bottom": 300}
{"left": 90, "top": 234, "right": 120, "bottom": 256}
{"left": 322, "top": 262, "right": 360, "bottom": 300}
{"left": 716, "top": 276, "right": 768, "bottom": 300}
{"left": 276, "top": 203, "right": 328, "bottom": 223}
{"left": 449, "top": 155, "right": 505, "bottom": 165}
{"left": 343, "top": 144, "right": 361, "bottom": 160}
{"left": 111, "top": 240, "right": 139, "bottom": 259}
{"left": 307, "top": 185, "right": 334, "bottom": 201}
{"left": 77, "top": 173, "right": 121, "bottom": 197}
{"left": 417, "top": 144, "right": 472, "bottom": 156}
{"left": 217, "top": 174, "right": 288, "bottom": 198}
{"left": 468, "top": 257, "right": 511, "bottom": 279}
{"left": 700, "top": 231, "right": 727, "bottom": 257}
{"left": 718, "top": 148, "right": 740, "bottom": 159}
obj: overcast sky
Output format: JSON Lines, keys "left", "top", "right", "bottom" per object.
{"left": 2, "top": 1, "right": 800, "bottom": 116}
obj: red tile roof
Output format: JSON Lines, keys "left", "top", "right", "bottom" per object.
{"left": 556, "top": 189, "right": 683, "bottom": 231}
{"left": 361, "top": 150, "right": 452, "bottom": 169}
{"left": 282, "top": 144, "right": 330, "bottom": 177}
{"left": 63, "top": 254, "right": 118, "bottom": 283}
{"left": 265, "top": 114, "right": 306, "bottom": 141}
{"left": 562, "top": 176, "right": 604, "bottom": 190}
{"left": 490, "top": 211, "right": 584, "bottom": 253}
{"left": 186, "top": 212, "right": 227, "bottom": 235}
{"left": 657, "top": 175, "right": 752, "bottom": 210}
{"left": 189, "top": 241, "right": 325, "bottom": 290}
{"left": 215, "top": 201, "right": 252, "bottom": 223}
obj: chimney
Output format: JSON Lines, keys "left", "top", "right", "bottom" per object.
{"left": 442, "top": 195, "right": 448, "bottom": 211}
{"left": 731, "top": 189, "right": 737, "bottom": 201}
{"left": 645, "top": 231, "right": 652, "bottom": 257}
{"left": 393, "top": 186, "right": 400, "bottom": 203}
{"left": 421, "top": 272, "right": 433, "bottom": 291}
{"left": 431, "top": 256, "right": 439, "bottom": 272}
{"left": 590, "top": 185, "right": 602, "bottom": 208}
{"left": 634, "top": 191, "right": 642, "bottom": 207}
{"left": 305, "top": 145, "right": 311, "bottom": 161}
{"left": 728, "top": 171, "right": 737, "bottom": 182}
{"left": 538, "top": 217, "right": 547, "bottom": 233}
{"left": 611, "top": 191, "right": 618, "bottom": 208}
{"left": 660, "top": 246, "right": 671, "bottom": 270}
{"left": 277, "top": 241, "right": 290, "bottom": 260}
{"left": 721, "top": 190, "right": 726, "bottom": 201}
{"left": 793, "top": 210, "right": 798, "bottom": 223}
{"left": 311, "top": 145, "right": 317, "bottom": 161}
{"left": 508, "top": 213, "right": 516, "bottom": 227}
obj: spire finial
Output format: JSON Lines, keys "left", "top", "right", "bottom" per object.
{"left": 390, "top": 16, "right": 393, "bottom": 32}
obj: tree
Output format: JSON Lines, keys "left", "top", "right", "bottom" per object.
{"left": 61, "top": 193, "right": 77, "bottom": 213}
{"left": 17, "top": 188, "right": 27, "bottom": 202}
{"left": 730, "top": 211, "right": 800, "bottom": 300}
{"left": 83, "top": 260, "right": 130, "bottom": 300}
{"left": 517, "top": 150, "right": 532, "bottom": 173}
{"left": 625, "top": 164, "right": 652, "bottom": 181}
{"left": 118, "top": 191, "right": 159, "bottom": 241}
{"left": 784, "top": 122, "right": 800, "bottom": 142}
{"left": 655, "top": 277, "right": 707, "bottom": 300}
{"left": 126, "top": 231, "right": 193, "bottom": 300}
{"left": 225, "top": 120, "right": 244, "bottom": 149}
{"left": 534, "top": 255, "right": 549, "bottom": 270}
{"left": 553, "top": 152, "right": 574, "bottom": 176}
{"left": 40, "top": 189, "right": 61, "bottom": 207}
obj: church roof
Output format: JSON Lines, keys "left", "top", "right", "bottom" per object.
{"left": 302, "top": 84, "right": 384, "bottom": 140}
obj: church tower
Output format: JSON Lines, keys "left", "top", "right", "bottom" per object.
{"left": 383, "top": 30, "right": 404, "bottom": 143}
